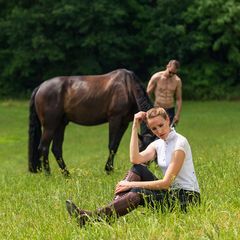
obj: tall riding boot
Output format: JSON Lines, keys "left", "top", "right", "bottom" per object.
{"left": 114, "top": 170, "right": 141, "bottom": 200}
{"left": 66, "top": 192, "right": 142, "bottom": 227}
{"left": 97, "top": 191, "right": 142, "bottom": 218}
{"left": 66, "top": 200, "right": 92, "bottom": 227}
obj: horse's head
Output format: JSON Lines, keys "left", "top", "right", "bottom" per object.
{"left": 138, "top": 133, "right": 155, "bottom": 151}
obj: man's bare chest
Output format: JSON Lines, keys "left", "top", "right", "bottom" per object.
{"left": 156, "top": 78, "right": 177, "bottom": 92}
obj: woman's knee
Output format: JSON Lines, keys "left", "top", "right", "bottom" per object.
{"left": 131, "top": 164, "right": 158, "bottom": 181}
{"left": 131, "top": 164, "right": 148, "bottom": 175}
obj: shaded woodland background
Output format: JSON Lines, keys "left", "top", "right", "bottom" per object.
{"left": 0, "top": 0, "right": 239, "bottom": 99}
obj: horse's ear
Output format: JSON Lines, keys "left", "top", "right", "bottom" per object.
{"left": 138, "top": 134, "right": 143, "bottom": 141}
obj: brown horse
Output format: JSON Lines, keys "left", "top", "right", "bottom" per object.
{"left": 28, "top": 69, "right": 154, "bottom": 176}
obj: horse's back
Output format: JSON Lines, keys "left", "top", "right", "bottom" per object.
{"left": 35, "top": 69, "right": 136, "bottom": 126}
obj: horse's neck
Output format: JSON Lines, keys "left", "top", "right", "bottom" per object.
{"left": 133, "top": 80, "right": 152, "bottom": 112}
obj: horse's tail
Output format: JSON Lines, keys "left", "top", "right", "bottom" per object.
{"left": 28, "top": 86, "right": 42, "bottom": 172}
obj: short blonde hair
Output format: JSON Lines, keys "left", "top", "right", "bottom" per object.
{"left": 146, "top": 107, "right": 168, "bottom": 122}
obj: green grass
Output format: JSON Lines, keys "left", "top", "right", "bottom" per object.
{"left": 0, "top": 100, "right": 239, "bottom": 240}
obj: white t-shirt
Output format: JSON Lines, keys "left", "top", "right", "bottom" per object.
{"left": 152, "top": 129, "right": 200, "bottom": 193}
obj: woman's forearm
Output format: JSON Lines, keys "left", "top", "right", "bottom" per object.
{"left": 130, "top": 111, "right": 149, "bottom": 164}
{"left": 130, "top": 125, "right": 143, "bottom": 164}
{"left": 126, "top": 179, "right": 170, "bottom": 190}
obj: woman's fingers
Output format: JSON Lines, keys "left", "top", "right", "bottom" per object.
{"left": 134, "top": 111, "right": 147, "bottom": 122}
{"left": 115, "top": 181, "right": 130, "bottom": 194}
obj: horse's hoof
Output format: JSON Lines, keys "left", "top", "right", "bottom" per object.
{"left": 44, "top": 169, "right": 51, "bottom": 176}
{"left": 105, "top": 165, "right": 114, "bottom": 174}
{"left": 62, "top": 169, "right": 70, "bottom": 178}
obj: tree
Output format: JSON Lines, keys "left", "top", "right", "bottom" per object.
{"left": 0, "top": 0, "right": 239, "bottom": 99}
{"left": 181, "top": 0, "right": 240, "bottom": 99}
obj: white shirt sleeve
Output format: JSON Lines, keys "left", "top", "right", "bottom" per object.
{"left": 174, "top": 137, "right": 188, "bottom": 155}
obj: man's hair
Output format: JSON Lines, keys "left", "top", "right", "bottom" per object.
{"left": 168, "top": 60, "right": 180, "bottom": 69}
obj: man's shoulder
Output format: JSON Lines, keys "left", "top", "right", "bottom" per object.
{"left": 175, "top": 75, "right": 182, "bottom": 82}
{"left": 150, "top": 71, "right": 164, "bottom": 80}
{"left": 174, "top": 75, "right": 182, "bottom": 85}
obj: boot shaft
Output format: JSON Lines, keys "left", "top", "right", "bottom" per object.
{"left": 97, "top": 192, "right": 142, "bottom": 218}
{"left": 114, "top": 170, "right": 141, "bottom": 200}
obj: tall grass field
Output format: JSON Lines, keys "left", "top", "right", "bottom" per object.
{"left": 0, "top": 100, "right": 239, "bottom": 240}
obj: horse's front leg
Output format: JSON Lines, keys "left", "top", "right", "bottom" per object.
{"left": 105, "top": 117, "right": 129, "bottom": 173}
{"left": 105, "top": 150, "right": 115, "bottom": 173}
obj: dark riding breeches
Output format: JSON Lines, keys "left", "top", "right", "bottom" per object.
{"left": 129, "top": 164, "right": 200, "bottom": 213}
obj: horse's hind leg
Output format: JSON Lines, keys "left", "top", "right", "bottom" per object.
{"left": 105, "top": 117, "right": 129, "bottom": 173}
{"left": 38, "top": 128, "right": 55, "bottom": 175}
{"left": 51, "top": 122, "right": 70, "bottom": 176}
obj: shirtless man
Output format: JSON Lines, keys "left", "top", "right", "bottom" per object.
{"left": 146, "top": 60, "right": 182, "bottom": 126}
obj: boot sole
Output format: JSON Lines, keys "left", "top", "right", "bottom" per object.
{"left": 66, "top": 200, "right": 80, "bottom": 218}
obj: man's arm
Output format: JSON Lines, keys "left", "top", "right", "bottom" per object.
{"left": 146, "top": 75, "right": 157, "bottom": 96}
{"left": 173, "top": 78, "right": 182, "bottom": 124}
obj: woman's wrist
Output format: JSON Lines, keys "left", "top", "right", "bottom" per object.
{"left": 132, "top": 122, "right": 139, "bottom": 130}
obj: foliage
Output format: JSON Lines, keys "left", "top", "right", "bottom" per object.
{"left": 181, "top": 0, "right": 240, "bottom": 99}
{"left": 0, "top": 0, "right": 239, "bottom": 99}
{"left": 0, "top": 100, "right": 239, "bottom": 239}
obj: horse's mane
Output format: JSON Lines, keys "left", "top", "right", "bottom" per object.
{"left": 127, "top": 71, "right": 153, "bottom": 112}
{"left": 125, "top": 70, "right": 153, "bottom": 134}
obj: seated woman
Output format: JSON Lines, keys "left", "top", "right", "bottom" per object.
{"left": 66, "top": 107, "right": 200, "bottom": 227}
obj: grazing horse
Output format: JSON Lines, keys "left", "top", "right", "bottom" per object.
{"left": 28, "top": 69, "right": 154, "bottom": 176}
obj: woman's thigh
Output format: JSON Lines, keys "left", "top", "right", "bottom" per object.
{"left": 130, "top": 187, "right": 169, "bottom": 210}
{"left": 170, "top": 189, "right": 201, "bottom": 212}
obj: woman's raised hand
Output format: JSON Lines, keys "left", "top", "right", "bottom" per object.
{"left": 133, "top": 111, "right": 147, "bottom": 129}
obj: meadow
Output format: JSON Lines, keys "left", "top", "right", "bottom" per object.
{"left": 0, "top": 100, "right": 239, "bottom": 240}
